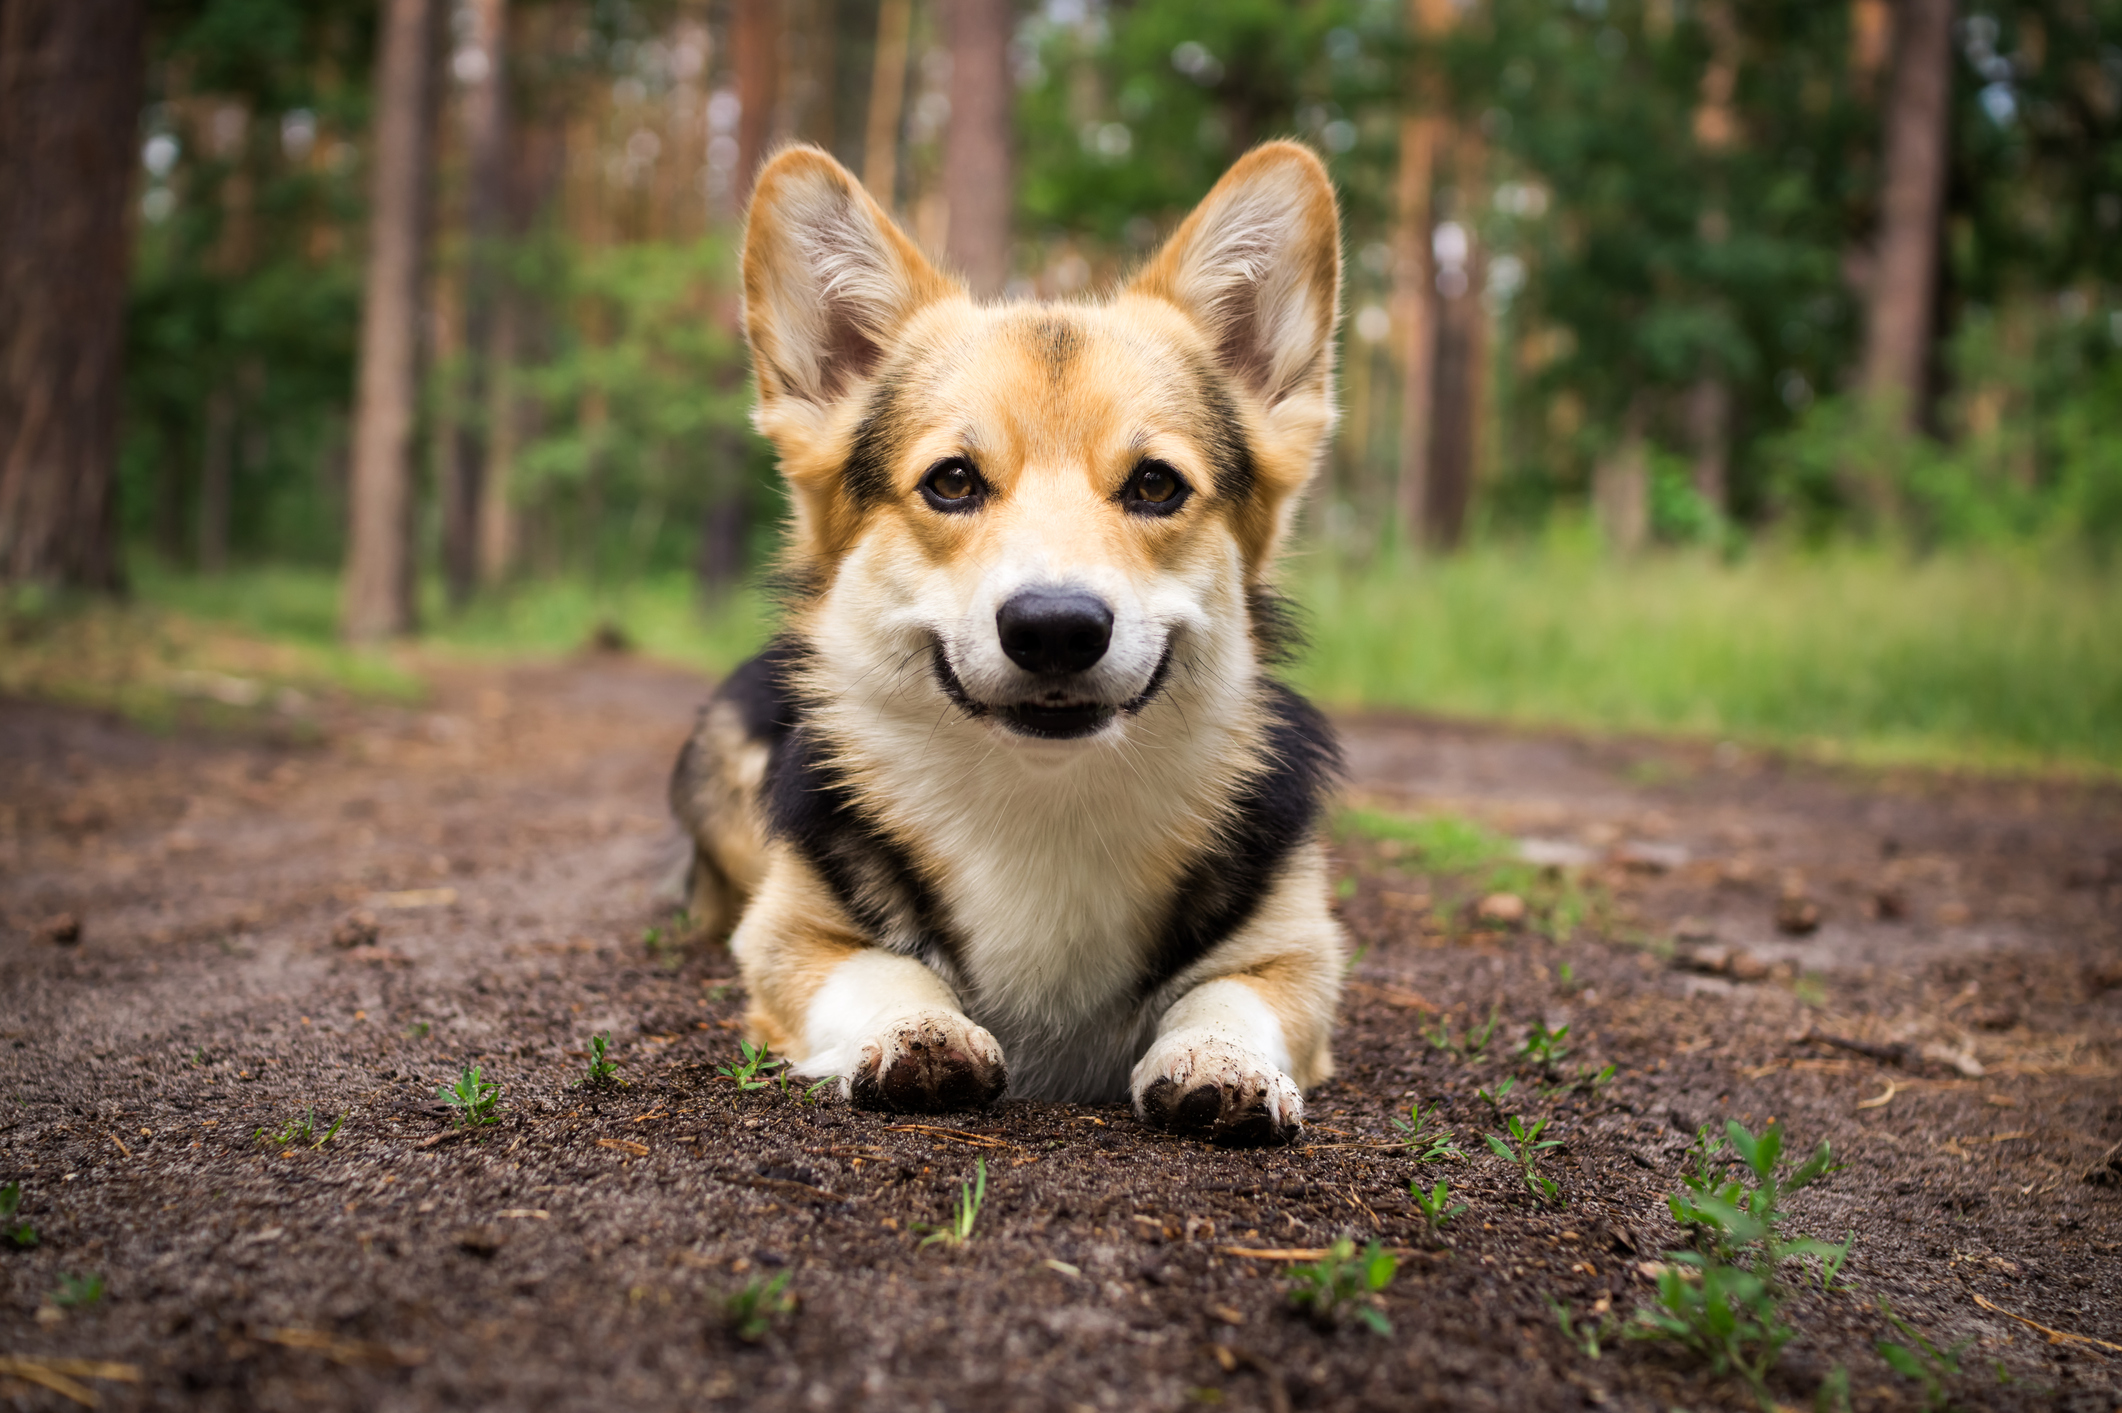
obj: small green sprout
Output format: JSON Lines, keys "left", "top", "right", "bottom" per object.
{"left": 1389, "top": 1100, "right": 1464, "bottom": 1161}
{"left": 1409, "top": 1178, "right": 1465, "bottom": 1232}
{"left": 1627, "top": 1121, "right": 1851, "bottom": 1412}
{"left": 0, "top": 1182, "right": 36, "bottom": 1247}
{"left": 716, "top": 1040, "right": 785, "bottom": 1091}
{"left": 1876, "top": 1298, "right": 1970, "bottom": 1412}
{"left": 1474, "top": 1075, "right": 1518, "bottom": 1113}
{"left": 1516, "top": 1019, "right": 1571, "bottom": 1073}
{"left": 405, "top": 1020, "right": 431, "bottom": 1039}
{"left": 724, "top": 1269, "right": 798, "bottom": 1342}
{"left": 1485, "top": 1113, "right": 1564, "bottom": 1206}
{"left": 584, "top": 1033, "right": 620, "bottom": 1085}
{"left": 774, "top": 1065, "right": 836, "bottom": 1104}
{"left": 1630, "top": 1262, "right": 1795, "bottom": 1406}
{"left": 915, "top": 1158, "right": 987, "bottom": 1248}
{"left": 1423, "top": 1006, "right": 1501, "bottom": 1062}
{"left": 1555, "top": 961, "right": 1579, "bottom": 993}
{"left": 1549, "top": 1296, "right": 1619, "bottom": 1359}
{"left": 52, "top": 1271, "right": 105, "bottom": 1308}
{"left": 1286, "top": 1236, "right": 1398, "bottom": 1334}
{"left": 254, "top": 1106, "right": 347, "bottom": 1149}
{"left": 439, "top": 1064, "right": 501, "bottom": 1128}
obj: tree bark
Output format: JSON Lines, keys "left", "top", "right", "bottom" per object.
{"left": 343, "top": 0, "right": 436, "bottom": 641}
{"left": 944, "top": 0, "right": 1011, "bottom": 296}
{"left": 1860, "top": 0, "right": 1954, "bottom": 437}
{"left": 444, "top": 0, "right": 507, "bottom": 608}
{"left": 198, "top": 388, "right": 233, "bottom": 574}
{"left": 863, "top": 0, "right": 913, "bottom": 207}
{"left": 1391, "top": 113, "right": 1438, "bottom": 551}
{"left": 1393, "top": 0, "right": 1456, "bottom": 552}
{"left": 0, "top": 0, "right": 145, "bottom": 591}
{"left": 733, "top": 0, "right": 780, "bottom": 207}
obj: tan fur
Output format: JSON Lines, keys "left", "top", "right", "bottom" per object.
{"left": 675, "top": 140, "right": 1347, "bottom": 1141}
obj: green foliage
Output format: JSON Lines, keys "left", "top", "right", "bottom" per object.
{"left": 1516, "top": 1020, "right": 1571, "bottom": 1074}
{"left": 1485, "top": 1114, "right": 1563, "bottom": 1207}
{"left": 1015, "top": 1, "right": 1391, "bottom": 246}
{"left": 584, "top": 1033, "right": 619, "bottom": 1086}
{"left": 439, "top": 1064, "right": 501, "bottom": 1128}
{"left": 1631, "top": 1261, "right": 1798, "bottom": 1410}
{"left": 1668, "top": 1121, "right": 1847, "bottom": 1282}
{"left": 915, "top": 1160, "right": 987, "bottom": 1249}
{"left": 1628, "top": 1121, "right": 1850, "bottom": 1410}
{"left": 1474, "top": 1075, "right": 1517, "bottom": 1113}
{"left": 1409, "top": 1179, "right": 1465, "bottom": 1233}
{"left": 52, "top": 1272, "right": 106, "bottom": 1309}
{"left": 1339, "top": 809, "right": 1515, "bottom": 876}
{"left": 1293, "top": 544, "right": 2122, "bottom": 772}
{"left": 254, "top": 1106, "right": 345, "bottom": 1149}
{"left": 1876, "top": 1299, "right": 1971, "bottom": 1412}
{"left": 1425, "top": 1007, "right": 1502, "bottom": 1064}
{"left": 1389, "top": 1100, "right": 1463, "bottom": 1162}
{"left": 509, "top": 236, "right": 765, "bottom": 579}
{"left": 1286, "top": 1236, "right": 1398, "bottom": 1335}
{"left": 0, "top": 1182, "right": 37, "bottom": 1247}
{"left": 1550, "top": 1296, "right": 1619, "bottom": 1360}
{"left": 724, "top": 1269, "right": 797, "bottom": 1343}
{"left": 716, "top": 1040, "right": 784, "bottom": 1092}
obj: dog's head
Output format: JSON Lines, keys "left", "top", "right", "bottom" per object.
{"left": 744, "top": 142, "right": 1340, "bottom": 742}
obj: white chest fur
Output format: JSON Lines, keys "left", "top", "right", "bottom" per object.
{"left": 810, "top": 658, "right": 1258, "bottom": 1099}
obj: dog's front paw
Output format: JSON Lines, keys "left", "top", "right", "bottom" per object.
{"left": 846, "top": 1010, "right": 1008, "bottom": 1113}
{"left": 1130, "top": 1034, "right": 1303, "bottom": 1147}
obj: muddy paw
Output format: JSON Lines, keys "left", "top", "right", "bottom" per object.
{"left": 846, "top": 1011, "right": 1008, "bottom": 1113}
{"left": 1130, "top": 1035, "right": 1303, "bottom": 1147}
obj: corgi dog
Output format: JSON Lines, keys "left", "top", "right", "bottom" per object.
{"left": 671, "top": 140, "right": 1346, "bottom": 1146}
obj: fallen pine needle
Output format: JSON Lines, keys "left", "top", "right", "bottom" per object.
{"left": 883, "top": 1124, "right": 1013, "bottom": 1149}
{"left": 108, "top": 1134, "right": 131, "bottom": 1159}
{"left": 495, "top": 1208, "right": 549, "bottom": 1220}
{"left": 264, "top": 1328, "right": 427, "bottom": 1367}
{"left": 595, "top": 1138, "right": 649, "bottom": 1157}
{"left": 0, "top": 1356, "right": 137, "bottom": 1410}
{"left": 1857, "top": 1080, "right": 1901, "bottom": 1110}
{"left": 1971, "top": 1295, "right": 2122, "bottom": 1354}
{"left": 1220, "top": 1244, "right": 1428, "bottom": 1261}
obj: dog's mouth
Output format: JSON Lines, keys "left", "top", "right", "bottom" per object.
{"left": 929, "top": 639, "right": 1174, "bottom": 741}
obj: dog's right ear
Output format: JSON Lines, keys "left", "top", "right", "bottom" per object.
{"left": 742, "top": 147, "right": 956, "bottom": 415}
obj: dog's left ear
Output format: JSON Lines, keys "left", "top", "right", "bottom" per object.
{"left": 1130, "top": 142, "right": 1342, "bottom": 409}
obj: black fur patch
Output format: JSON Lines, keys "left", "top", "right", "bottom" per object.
{"left": 726, "top": 641, "right": 963, "bottom": 976}
{"left": 1136, "top": 682, "right": 1342, "bottom": 999}
{"left": 1245, "top": 584, "right": 1306, "bottom": 667}
{"left": 1191, "top": 357, "right": 1259, "bottom": 505}
{"left": 841, "top": 378, "right": 906, "bottom": 508}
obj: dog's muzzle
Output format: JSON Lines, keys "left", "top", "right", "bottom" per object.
{"left": 930, "top": 593, "right": 1175, "bottom": 741}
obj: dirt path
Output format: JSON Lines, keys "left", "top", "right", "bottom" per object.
{"left": 2, "top": 656, "right": 2118, "bottom": 1412}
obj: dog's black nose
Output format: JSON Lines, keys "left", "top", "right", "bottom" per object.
{"left": 997, "top": 589, "right": 1113, "bottom": 675}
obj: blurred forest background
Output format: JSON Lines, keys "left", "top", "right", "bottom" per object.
{"left": 1, "top": 0, "right": 2119, "bottom": 768}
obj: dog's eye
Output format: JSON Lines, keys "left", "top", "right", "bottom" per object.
{"left": 1121, "top": 460, "right": 1189, "bottom": 516}
{"left": 919, "top": 458, "right": 984, "bottom": 512}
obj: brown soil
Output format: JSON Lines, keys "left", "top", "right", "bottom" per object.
{"left": 2, "top": 657, "right": 2118, "bottom": 1412}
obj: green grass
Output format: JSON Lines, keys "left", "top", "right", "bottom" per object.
{"left": 1287, "top": 526, "right": 2122, "bottom": 772}
{"left": 134, "top": 559, "right": 771, "bottom": 676}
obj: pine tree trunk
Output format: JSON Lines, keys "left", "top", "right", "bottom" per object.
{"left": 1861, "top": 0, "right": 1954, "bottom": 435}
{"left": 444, "top": 0, "right": 507, "bottom": 608}
{"left": 1392, "top": 113, "right": 1438, "bottom": 551}
{"left": 733, "top": 0, "right": 780, "bottom": 205}
{"left": 343, "top": 0, "right": 437, "bottom": 641}
{"left": 0, "top": 0, "right": 145, "bottom": 590}
{"left": 863, "top": 0, "right": 913, "bottom": 206}
{"left": 944, "top": 0, "right": 1011, "bottom": 296}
